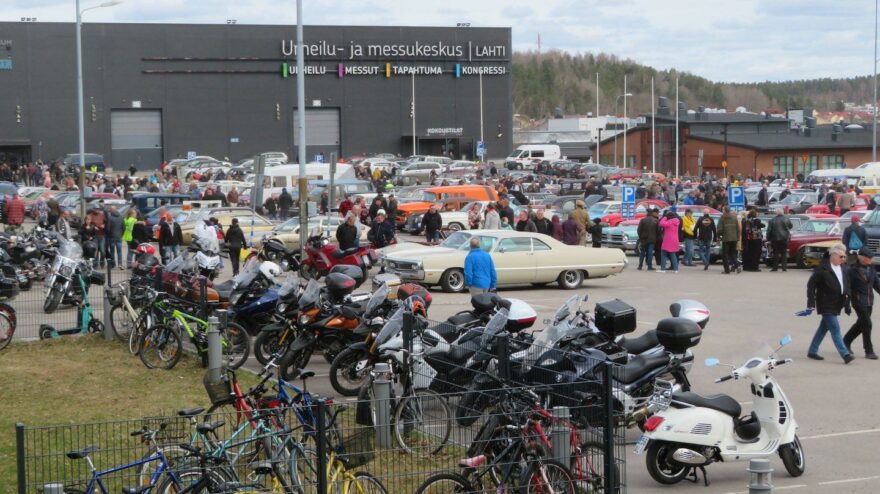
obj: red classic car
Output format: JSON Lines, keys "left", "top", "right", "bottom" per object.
{"left": 607, "top": 168, "right": 642, "bottom": 181}
{"left": 787, "top": 218, "right": 847, "bottom": 267}
{"left": 805, "top": 194, "right": 872, "bottom": 215}
{"left": 600, "top": 199, "right": 669, "bottom": 227}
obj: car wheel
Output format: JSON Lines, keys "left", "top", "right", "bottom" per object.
{"left": 557, "top": 269, "right": 583, "bottom": 289}
{"left": 440, "top": 269, "right": 466, "bottom": 293}
{"left": 448, "top": 222, "right": 464, "bottom": 232}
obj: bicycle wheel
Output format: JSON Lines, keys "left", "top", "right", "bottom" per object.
{"left": 139, "top": 324, "right": 183, "bottom": 370}
{"left": 414, "top": 472, "right": 474, "bottom": 494}
{"left": 348, "top": 472, "right": 388, "bottom": 494}
{"left": 393, "top": 388, "right": 451, "bottom": 456}
{"left": 289, "top": 446, "right": 319, "bottom": 494}
{"left": 518, "top": 459, "right": 576, "bottom": 494}
{"left": 576, "top": 441, "right": 619, "bottom": 493}
{"left": 129, "top": 308, "right": 154, "bottom": 355}
{"left": 110, "top": 304, "right": 136, "bottom": 341}
{"left": 0, "top": 312, "right": 13, "bottom": 351}
{"left": 221, "top": 322, "right": 251, "bottom": 370}
{"left": 154, "top": 464, "right": 236, "bottom": 494}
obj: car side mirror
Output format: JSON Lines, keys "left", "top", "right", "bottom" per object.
{"left": 498, "top": 247, "right": 506, "bottom": 253}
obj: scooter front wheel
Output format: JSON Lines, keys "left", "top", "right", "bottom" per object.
{"left": 88, "top": 319, "right": 104, "bottom": 334}
{"left": 779, "top": 435, "right": 805, "bottom": 477}
{"left": 645, "top": 441, "right": 690, "bottom": 485}
{"left": 38, "top": 325, "right": 54, "bottom": 340}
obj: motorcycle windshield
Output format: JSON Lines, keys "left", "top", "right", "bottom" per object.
{"left": 552, "top": 295, "right": 579, "bottom": 323}
{"left": 375, "top": 307, "right": 404, "bottom": 345}
{"left": 57, "top": 238, "right": 83, "bottom": 260}
{"left": 231, "top": 259, "right": 260, "bottom": 289}
{"left": 299, "top": 279, "right": 320, "bottom": 308}
{"left": 518, "top": 320, "right": 573, "bottom": 372}
{"left": 165, "top": 254, "right": 186, "bottom": 273}
{"left": 277, "top": 273, "right": 300, "bottom": 298}
{"left": 479, "top": 308, "right": 509, "bottom": 348}
{"left": 365, "top": 284, "right": 390, "bottom": 317}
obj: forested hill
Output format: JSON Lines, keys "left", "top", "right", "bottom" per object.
{"left": 512, "top": 50, "right": 874, "bottom": 120}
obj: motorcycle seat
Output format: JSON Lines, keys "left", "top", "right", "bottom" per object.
{"left": 618, "top": 330, "right": 660, "bottom": 355}
{"left": 213, "top": 279, "right": 235, "bottom": 300}
{"left": 672, "top": 391, "right": 742, "bottom": 417}
{"left": 332, "top": 247, "right": 361, "bottom": 259}
{"left": 447, "top": 312, "right": 478, "bottom": 328}
{"left": 611, "top": 353, "right": 670, "bottom": 385}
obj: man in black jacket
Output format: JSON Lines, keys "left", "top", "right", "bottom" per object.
{"left": 842, "top": 216, "right": 867, "bottom": 264}
{"left": 766, "top": 208, "right": 793, "bottom": 272}
{"left": 844, "top": 247, "right": 880, "bottom": 359}
{"left": 335, "top": 214, "right": 359, "bottom": 251}
{"left": 806, "top": 242, "right": 855, "bottom": 363}
{"left": 368, "top": 210, "right": 395, "bottom": 248}
{"left": 694, "top": 212, "right": 717, "bottom": 270}
{"left": 225, "top": 218, "right": 247, "bottom": 276}
{"left": 422, "top": 204, "right": 443, "bottom": 245}
{"left": 278, "top": 188, "right": 293, "bottom": 220}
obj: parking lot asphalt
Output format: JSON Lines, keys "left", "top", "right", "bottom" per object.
{"left": 18, "top": 226, "right": 880, "bottom": 493}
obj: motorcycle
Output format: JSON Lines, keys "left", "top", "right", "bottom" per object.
{"left": 224, "top": 258, "right": 284, "bottom": 336}
{"left": 44, "top": 236, "right": 97, "bottom": 313}
{"left": 635, "top": 335, "right": 803, "bottom": 485}
{"left": 190, "top": 238, "right": 222, "bottom": 281}
{"left": 251, "top": 274, "right": 304, "bottom": 365}
{"left": 250, "top": 234, "right": 301, "bottom": 272}
{"left": 298, "top": 228, "right": 378, "bottom": 280}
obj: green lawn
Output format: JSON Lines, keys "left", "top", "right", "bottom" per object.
{"left": 0, "top": 335, "right": 231, "bottom": 493}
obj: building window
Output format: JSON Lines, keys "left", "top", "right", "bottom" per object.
{"left": 772, "top": 156, "right": 794, "bottom": 177}
{"left": 822, "top": 155, "right": 844, "bottom": 169}
{"left": 802, "top": 155, "right": 818, "bottom": 174}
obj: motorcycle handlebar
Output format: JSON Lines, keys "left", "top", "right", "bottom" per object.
{"left": 715, "top": 375, "right": 733, "bottom": 383}
{"left": 773, "top": 358, "right": 792, "bottom": 367}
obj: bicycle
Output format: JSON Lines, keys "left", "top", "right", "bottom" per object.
{"left": 61, "top": 423, "right": 188, "bottom": 494}
{"left": 139, "top": 300, "right": 250, "bottom": 370}
{"left": 108, "top": 280, "right": 153, "bottom": 345}
{"left": 0, "top": 303, "right": 15, "bottom": 351}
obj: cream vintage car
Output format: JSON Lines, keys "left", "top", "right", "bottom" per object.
{"left": 253, "top": 216, "right": 370, "bottom": 250}
{"left": 382, "top": 230, "right": 627, "bottom": 292}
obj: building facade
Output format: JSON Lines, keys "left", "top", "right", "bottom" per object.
{"left": 0, "top": 23, "right": 512, "bottom": 169}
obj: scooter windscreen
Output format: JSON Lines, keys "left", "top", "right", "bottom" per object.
{"left": 375, "top": 306, "right": 405, "bottom": 346}
{"left": 56, "top": 237, "right": 83, "bottom": 260}
{"left": 298, "top": 279, "right": 320, "bottom": 308}
{"left": 365, "top": 284, "right": 390, "bottom": 318}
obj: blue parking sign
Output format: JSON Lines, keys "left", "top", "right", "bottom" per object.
{"left": 622, "top": 186, "right": 636, "bottom": 219}
{"left": 728, "top": 186, "right": 745, "bottom": 212}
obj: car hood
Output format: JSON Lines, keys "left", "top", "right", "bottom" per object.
{"left": 384, "top": 245, "right": 461, "bottom": 261}
{"left": 397, "top": 201, "right": 432, "bottom": 213}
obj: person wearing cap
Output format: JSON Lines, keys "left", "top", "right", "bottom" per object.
{"left": 368, "top": 209, "right": 395, "bottom": 249}
{"left": 844, "top": 246, "right": 880, "bottom": 360}
{"left": 571, "top": 200, "right": 589, "bottom": 245}
{"left": 842, "top": 215, "right": 867, "bottom": 265}
{"left": 423, "top": 204, "right": 443, "bottom": 245}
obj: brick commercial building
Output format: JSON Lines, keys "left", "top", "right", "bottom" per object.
{"left": 593, "top": 111, "right": 874, "bottom": 178}
{"left": 0, "top": 23, "right": 512, "bottom": 169}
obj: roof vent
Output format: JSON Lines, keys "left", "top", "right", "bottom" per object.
{"left": 845, "top": 124, "right": 864, "bottom": 133}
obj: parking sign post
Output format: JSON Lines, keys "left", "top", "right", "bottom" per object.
{"left": 621, "top": 185, "right": 636, "bottom": 219}
{"left": 728, "top": 186, "right": 745, "bottom": 212}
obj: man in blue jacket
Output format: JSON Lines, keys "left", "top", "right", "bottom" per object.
{"left": 464, "top": 236, "right": 496, "bottom": 295}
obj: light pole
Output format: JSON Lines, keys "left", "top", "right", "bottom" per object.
{"left": 623, "top": 75, "right": 628, "bottom": 168}
{"left": 296, "top": 0, "right": 307, "bottom": 256}
{"left": 478, "top": 72, "right": 483, "bottom": 161}
{"left": 76, "top": 0, "right": 122, "bottom": 217}
{"left": 873, "top": 0, "right": 877, "bottom": 162}
{"left": 675, "top": 76, "right": 680, "bottom": 178}
{"left": 613, "top": 92, "right": 632, "bottom": 167}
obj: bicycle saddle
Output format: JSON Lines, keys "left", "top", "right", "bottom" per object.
{"left": 196, "top": 420, "right": 226, "bottom": 434}
{"left": 66, "top": 445, "right": 98, "bottom": 460}
{"left": 251, "top": 461, "right": 274, "bottom": 475}
{"left": 122, "top": 486, "right": 152, "bottom": 494}
{"left": 289, "top": 368, "right": 315, "bottom": 380}
{"left": 177, "top": 407, "right": 205, "bottom": 418}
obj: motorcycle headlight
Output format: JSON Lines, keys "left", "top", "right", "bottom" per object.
{"left": 299, "top": 314, "right": 311, "bottom": 325}
{"left": 60, "top": 265, "right": 74, "bottom": 277}
{"left": 229, "top": 292, "right": 242, "bottom": 305}
{"left": 277, "top": 303, "right": 288, "bottom": 313}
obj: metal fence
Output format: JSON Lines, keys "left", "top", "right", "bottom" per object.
{"left": 14, "top": 315, "right": 627, "bottom": 493}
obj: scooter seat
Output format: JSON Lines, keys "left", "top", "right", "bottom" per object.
{"left": 66, "top": 445, "right": 98, "bottom": 460}
{"left": 672, "top": 391, "right": 742, "bottom": 417}
{"left": 213, "top": 279, "right": 235, "bottom": 300}
{"left": 611, "top": 353, "right": 670, "bottom": 385}
{"left": 618, "top": 330, "right": 660, "bottom": 355}
{"left": 332, "top": 247, "right": 360, "bottom": 259}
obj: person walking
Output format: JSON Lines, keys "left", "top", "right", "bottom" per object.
{"left": 159, "top": 213, "right": 183, "bottom": 262}
{"left": 766, "top": 207, "right": 793, "bottom": 272}
{"left": 483, "top": 204, "right": 501, "bottom": 230}
{"left": 464, "top": 236, "right": 496, "bottom": 296}
{"left": 694, "top": 212, "right": 717, "bottom": 270}
{"left": 837, "top": 187, "right": 855, "bottom": 216}
{"left": 534, "top": 209, "right": 552, "bottom": 236}
{"left": 106, "top": 205, "right": 124, "bottom": 269}
{"left": 551, "top": 215, "right": 563, "bottom": 241}
{"left": 719, "top": 206, "right": 742, "bottom": 274}
{"left": 368, "top": 210, "right": 396, "bottom": 248}
{"left": 741, "top": 209, "right": 765, "bottom": 272}
{"left": 227, "top": 186, "right": 239, "bottom": 207}
{"left": 122, "top": 208, "right": 138, "bottom": 269}
{"left": 3, "top": 193, "right": 24, "bottom": 234}
{"left": 842, "top": 215, "right": 867, "bottom": 265}
{"left": 515, "top": 210, "right": 537, "bottom": 232}
{"left": 844, "top": 247, "right": 880, "bottom": 360}
{"left": 225, "top": 218, "right": 247, "bottom": 276}
{"left": 588, "top": 218, "right": 603, "bottom": 248}
{"left": 806, "top": 242, "right": 855, "bottom": 364}
{"left": 681, "top": 209, "right": 696, "bottom": 266}
{"left": 570, "top": 200, "right": 589, "bottom": 245}
{"left": 278, "top": 188, "right": 293, "bottom": 220}
{"left": 422, "top": 204, "right": 443, "bottom": 245}
{"left": 561, "top": 214, "right": 580, "bottom": 245}
{"left": 658, "top": 210, "right": 681, "bottom": 273}
{"left": 637, "top": 207, "right": 659, "bottom": 270}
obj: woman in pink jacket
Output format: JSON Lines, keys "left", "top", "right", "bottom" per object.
{"left": 658, "top": 211, "right": 681, "bottom": 273}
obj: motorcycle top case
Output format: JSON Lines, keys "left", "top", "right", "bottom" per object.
{"left": 325, "top": 272, "right": 357, "bottom": 301}
{"left": 655, "top": 317, "right": 702, "bottom": 354}
{"left": 328, "top": 264, "right": 365, "bottom": 288}
{"left": 594, "top": 299, "right": 637, "bottom": 337}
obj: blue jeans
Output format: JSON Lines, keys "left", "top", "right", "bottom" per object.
{"left": 809, "top": 313, "right": 851, "bottom": 358}
{"left": 699, "top": 240, "right": 712, "bottom": 266}
{"left": 684, "top": 238, "right": 695, "bottom": 265}
{"left": 94, "top": 237, "right": 105, "bottom": 265}
{"left": 638, "top": 242, "right": 655, "bottom": 269}
{"left": 107, "top": 239, "right": 122, "bottom": 266}
{"left": 660, "top": 250, "right": 679, "bottom": 271}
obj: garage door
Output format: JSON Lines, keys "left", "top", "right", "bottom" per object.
{"left": 111, "top": 110, "right": 163, "bottom": 171}
{"left": 293, "top": 108, "right": 339, "bottom": 161}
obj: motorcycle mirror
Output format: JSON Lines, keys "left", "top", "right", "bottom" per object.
{"left": 582, "top": 294, "right": 589, "bottom": 302}
{"left": 780, "top": 335, "right": 792, "bottom": 346}
{"left": 704, "top": 357, "right": 720, "bottom": 367}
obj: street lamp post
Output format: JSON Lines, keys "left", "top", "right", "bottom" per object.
{"left": 76, "top": 0, "right": 122, "bottom": 217}
{"left": 873, "top": 0, "right": 878, "bottom": 162}
{"left": 613, "top": 92, "right": 633, "bottom": 167}
{"left": 623, "top": 75, "right": 628, "bottom": 168}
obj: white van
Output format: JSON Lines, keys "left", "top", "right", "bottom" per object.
{"left": 808, "top": 168, "right": 864, "bottom": 188}
{"left": 505, "top": 144, "right": 562, "bottom": 170}
{"left": 854, "top": 162, "right": 880, "bottom": 194}
{"left": 259, "top": 163, "right": 356, "bottom": 198}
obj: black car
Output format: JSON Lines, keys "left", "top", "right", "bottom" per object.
{"left": 62, "top": 153, "right": 105, "bottom": 173}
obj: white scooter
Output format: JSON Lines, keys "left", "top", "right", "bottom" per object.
{"left": 634, "top": 335, "right": 804, "bottom": 486}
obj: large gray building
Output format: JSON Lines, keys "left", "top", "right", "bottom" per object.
{"left": 0, "top": 23, "right": 512, "bottom": 169}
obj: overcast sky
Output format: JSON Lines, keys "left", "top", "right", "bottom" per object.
{"left": 2, "top": 0, "right": 872, "bottom": 82}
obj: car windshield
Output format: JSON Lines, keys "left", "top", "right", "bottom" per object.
{"left": 507, "top": 150, "right": 523, "bottom": 158}
{"left": 588, "top": 203, "right": 609, "bottom": 216}
{"left": 421, "top": 191, "right": 439, "bottom": 201}
{"left": 800, "top": 220, "right": 836, "bottom": 233}
{"left": 440, "top": 231, "right": 473, "bottom": 249}
{"left": 780, "top": 193, "right": 808, "bottom": 204}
